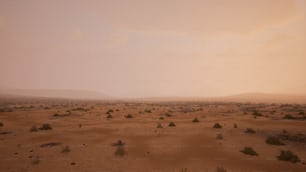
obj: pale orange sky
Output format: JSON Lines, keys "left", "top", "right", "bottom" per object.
{"left": 0, "top": 0, "right": 305, "bottom": 98}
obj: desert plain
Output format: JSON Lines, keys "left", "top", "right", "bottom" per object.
{"left": 0, "top": 98, "right": 306, "bottom": 172}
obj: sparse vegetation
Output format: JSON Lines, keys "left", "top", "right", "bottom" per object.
{"left": 213, "top": 123, "right": 222, "bottom": 128}
{"left": 240, "top": 147, "right": 258, "bottom": 156}
{"left": 192, "top": 117, "right": 199, "bottom": 123}
{"left": 39, "top": 123, "right": 52, "bottom": 130}
{"left": 168, "top": 122, "right": 176, "bottom": 127}
{"left": 266, "top": 136, "right": 285, "bottom": 145}
{"left": 61, "top": 146, "right": 70, "bottom": 153}
{"left": 245, "top": 128, "right": 256, "bottom": 134}
{"left": 277, "top": 150, "right": 300, "bottom": 163}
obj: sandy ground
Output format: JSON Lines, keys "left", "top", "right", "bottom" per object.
{"left": 0, "top": 100, "right": 306, "bottom": 172}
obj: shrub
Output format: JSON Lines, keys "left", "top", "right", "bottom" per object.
{"left": 253, "top": 111, "right": 263, "bottom": 117}
{"left": 61, "top": 146, "right": 70, "bottom": 153}
{"left": 233, "top": 123, "right": 238, "bottom": 128}
{"left": 277, "top": 150, "right": 300, "bottom": 163}
{"left": 298, "top": 111, "right": 305, "bottom": 115}
{"left": 106, "top": 114, "right": 112, "bottom": 119}
{"left": 39, "top": 123, "right": 52, "bottom": 130}
{"left": 30, "top": 126, "right": 39, "bottom": 132}
{"left": 266, "top": 136, "right": 285, "bottom": 145}
{"left": 245, "top": 128, "right": 256, "bottom": 134}
{"left": 0, "top": 122, "right": 3, "bottom": 127}
{"left": 240, "top": 147, "right": 258, "bottom": 156}
{"left": 213, "top": 123, "right": 222, "bottom": 129}
{"left": 283, "top": 114, "right": 294, "bottom": 119}
{"left": 125, "top": 114, "right": 133, "bottom": 118}
{"left": 168, "top": 122, "right": 176, "bottom": 127}
{"left": 192, "top": 118, "right": 199, "bottom": 123}
{"left": 157, "top": 123, "right": 163, "bottom": 128}
{"left": 106, "top": 109, "right": 113, "bottom": 114}
{"left": 159, "top": 117, "right": 164, "bottom": 120}
{"left": 114, "top": 146, "right": 126, "bottom": 157}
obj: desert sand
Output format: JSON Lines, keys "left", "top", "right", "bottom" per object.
{"left": 0, "top": 98, "right": 306, "bottom": 172}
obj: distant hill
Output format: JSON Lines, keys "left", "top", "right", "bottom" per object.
{"left": 220, "top": 92, "right": 306, "bottom": 104}
{"left": 126, "top": 93, "right": 306, "bottom": 104}
{"left": 0, "top": 89, "right": 111, "bottom": 100}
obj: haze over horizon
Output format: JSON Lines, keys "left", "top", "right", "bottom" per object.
{"left": 1, "top": 0, "right": 306, "bottom": 98}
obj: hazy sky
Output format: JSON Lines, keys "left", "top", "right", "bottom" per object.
{"left": 0, "top": 0, "right": 306, "bottom": 98}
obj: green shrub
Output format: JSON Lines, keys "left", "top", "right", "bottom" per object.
{"left": 245, "top": 128, "right": 256, "bottom": 134}
{"left": 213, "top": 123, "right": 222, "bottom": 128}
{"left": 39, "top": 123, "right": 52, "bottom": 130}
{"left": 168, "top": 122, "right": 176, "bottom": 127}
{"left": 192, "top": 118, "right": 199, "bottom": 123}
{"left": 125, "top": 114, "right": 133, "bottom": 118}
{"left": 240, "top": 147, "right": 258, "bottom": 156}
{"left": 266, "top": 136, "right": 285, "bottom": 145}
{"left": 61, "top": 146, "right": 70, "bottom": 153}
{"left": 277, "top": 150, "right": 300, "bottom": 163}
